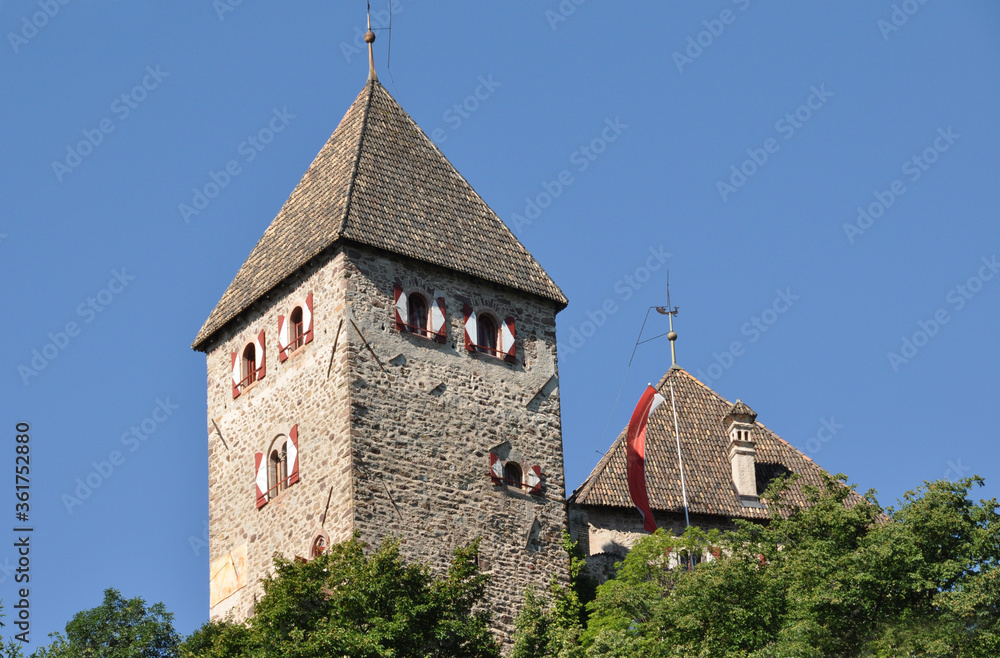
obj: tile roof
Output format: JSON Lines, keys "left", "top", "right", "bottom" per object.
{"left": 569, "top": 368, "right": 852, "bottom": 521}
{"left": 192, "top": 79, "right": 566, "bottom": 351}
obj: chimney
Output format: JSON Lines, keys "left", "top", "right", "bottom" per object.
{"left": 724, "top": 400, "right": 760, "bottom": 505}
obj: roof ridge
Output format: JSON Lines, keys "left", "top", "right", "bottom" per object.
{"left": 337, "top": 79, "right": 377, "bottom": 238}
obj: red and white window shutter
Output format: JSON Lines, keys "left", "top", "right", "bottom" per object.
{"left": 526, "top": 465, "right": 542, "bottom": 495}
{"left": 255, "top": 330, "right": 266, "bottom": 380}
{"left": 489, "top": 453, "right": 504, "bottom": 484}
{"left": 501, "top": 317, "right": 516, "bottom": 363}
{"left": 277, "top": 315, "right": 289, "bottom": 362}
{"left": 254, "top": 452, "right": 268, "bottom": 508}
{"left": 394, "top": 284, "right": 407, "bottom": 332}
{"left": 463, "top": 304, "right": 477, "bottom": 352}
{"left": 287, "top": 424, "right": 300, "bottom": 485}
{"left": 278, "top": 292, "right": 314, "bottom": 361}
{"left": 303, "top": 293, "right": 314, "bottom": 344}
{"left": 431, "top": 292, "right": 447, "bottom": 343}
{"left": 231, "top": 351, "right": 240, "bottom": 398}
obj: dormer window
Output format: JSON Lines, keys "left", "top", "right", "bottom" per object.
{"left": 394, "top": 284, "right": 447, "bottom": 342}
{"left": 278, "top": 293, "right": 314, "bottom": 362}
{"left": 231, "top": 331, "right": 266, "bottom": 398}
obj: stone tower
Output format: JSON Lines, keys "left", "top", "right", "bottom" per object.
{"left": 191, "top": 77, "right": 569, "bottom": 639}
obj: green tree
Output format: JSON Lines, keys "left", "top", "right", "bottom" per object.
{"left": 575, "top": 475, "right": 1000, "bottom": 657}
{"left": 511, "top": 531, "right": 593, "bottom": 658}
{"left": 32, "top": 588, "right": 180, "bottom": 658}
{"left": 181, "top": 536, "right": 500, "bottom": 658}
{"left": 0, "top": 602, "right": 25, "bottom": 658}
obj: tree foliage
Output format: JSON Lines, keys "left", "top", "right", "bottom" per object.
{"left": 511, "top": 531, "right": 592, "bottom": 658}
{"left": 32, "top": 588, "right": 180, "bottom": 658}
{"left": 514, "top": 475, "right": 1000, "bottom": 657}
{"left": 181, "top": 536, "right": 500, "bottom": 658}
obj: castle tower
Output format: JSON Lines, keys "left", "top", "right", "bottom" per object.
{"left": 191, "top": 78, "right": 569, "bottom": 639}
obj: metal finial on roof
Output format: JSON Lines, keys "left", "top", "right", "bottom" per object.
{"left": 656, "top": 271, "right": 680, "bottom": 369}
{"left": 365, "top": 3, "right": 378, "bottom": 81}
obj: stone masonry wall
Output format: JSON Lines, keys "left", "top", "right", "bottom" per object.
{"left": 203, "top": 248, "right": 354, "bottom": 622}
{"left": 343, "top": 244, "right": 570, "bottom": 642}
{"left": 569, "top": 504, "right": 742, "bottom": 583}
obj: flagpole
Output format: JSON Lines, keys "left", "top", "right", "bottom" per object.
{"left": 668, "top": 380, "right": 693, "bottom": 570}
{"left": 669, "top": 381, "right": 690, "bottom": 529}
{"left": 663, "top": 273, "right": 690, "bottom": 527}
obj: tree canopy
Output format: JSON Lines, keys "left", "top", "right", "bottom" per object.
{"left": 32, "top": 588, "right": 180, "bottom": 658}
{"left": 180, "top": 536, "right": 500, "bottom": 658}
{"left": 514, "top": 475, "right": 1000, "bottom": 657}
{"left": 30, "top": 475, "right": 1000, "bottom": 657}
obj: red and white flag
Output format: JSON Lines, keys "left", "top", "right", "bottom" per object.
{"left": 626, "top": 384, "right": 664, "bottom": 533}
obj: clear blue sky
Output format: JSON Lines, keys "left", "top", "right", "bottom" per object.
{"left": 1, "top": 0, "right": 998, "bottom": 650}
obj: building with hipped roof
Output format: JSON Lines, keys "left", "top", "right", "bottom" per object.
{"left": 568, "top": 366, "right": 856, "bottom": 581}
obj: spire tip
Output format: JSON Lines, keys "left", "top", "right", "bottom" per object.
{"left": 365, "top": 6, "right": 378, "bottom": 81}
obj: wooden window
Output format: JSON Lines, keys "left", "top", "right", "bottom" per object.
{"left": 503, "top": 462, "right": 522, "bottom": 489}
{"left": 477, "top": 315, "right": 499, "bottom": 356}
{"left": 268, "top": 450, "right": 280, "bottom": 499}
{"left": 289, "top": 307, "right": 305, "bottom": 352}
{"left": 279, "top": 447, "right": 288, "bottom": 491}
{"left": 407, "top": 293, "right": 429, "bottom": 338}
{"left": 257, "top": 427, "right": 299, "bottom": 508}
{"left": 241, "top": 343, "right": 257, "bottom": 389}
{"left": 267, "top": 444, "right": 288, "bottom": 500}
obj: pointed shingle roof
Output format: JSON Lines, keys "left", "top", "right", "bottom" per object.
{"left": 569, "top": 369, "right": 853, "bottom": 521}
{"left": 192, "top": 79, "right": 566, "bottom": 351}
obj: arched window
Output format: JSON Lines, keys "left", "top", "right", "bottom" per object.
{"left": 268, "top": 443, "right": 288, "bottom": 499}
{"left": 503, "top": 462, "right": 522, "bottom": 489}
{"left": 407, "top": 293, "right": 429, "bottom": 338}
{"left": 478, "top": 315, "right": 498, "bottom": 356}
{"left": 268, "top": 451, "right": 279, "bottom": 498}
{"left": 311, "top": 535, "right": 328, "bottom": 557}
{"left": 242, "top": 343, "right": 257, "bottom": 389}
{"left": 289, "top": 307, "right": 305, "bottom": 352}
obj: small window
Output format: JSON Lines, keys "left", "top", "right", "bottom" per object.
{"left": 477, "top": 315, "right": 499, "bottom": 356}
{"left": 241, "top": 344, "right": 257, "bottom": 389}
{"left": 268, "top": 444, "right": 288, "bottom": 500}
{"left": 311, "top": 535, "right": 328, "bottom": 557}
{"left": 503, "top": 462, "right": 522, "bottom": 489}
{"left": 407, "top": 293, "right": 429, "bottom": 338}
{"left": 289, "top": 307, "right": 305, "bottom": 352}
